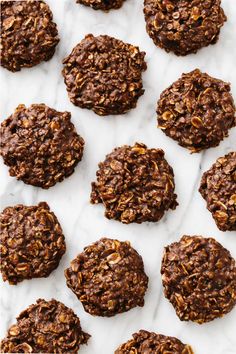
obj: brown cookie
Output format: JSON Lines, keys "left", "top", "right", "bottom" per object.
{"left": 0, "top": 0, "right": 59, "bottom": 72}
{"left": 90, "top": 142, "right": 178, "bottom": 223}
{"left": 0, "top": 104, "right": 84, "bottom": 189}
{"left": 0, "top": 298, "right": 90, "bottom": 353}
{"left": 75, "top": 0, "right": 125, "bottom": 11}
{"left": 199, "top": 152, "right": 236, "bottom": 231}
{"left": 115, "top": 330, "right": 194, "bottom": 354}
{"left": 157, "top": 69, "right": 236, "bottom": 152}
{"left": 65, "top": 238, "right": 148, "bottom": 317}
{"left": 62, "top": 34, "right": 147, "bottom": 116}
{"left": 161, "top": 235, "right": 236, "bottom": 324}
{"left": 0, "top": 202, "right": 66, "bottom": 285}
{"left": 143, "top": 0, "right": 226, "bottom": 56}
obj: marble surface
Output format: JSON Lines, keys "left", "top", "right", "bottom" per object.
{"left": 0, "top": 0, "right": 236, "bottom": 353}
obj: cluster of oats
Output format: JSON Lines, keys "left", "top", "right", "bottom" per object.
{"left": 115, "top": 330, "right": 194, "bottom": 354}
{"left": 161, "top": 235, "right": 236, "bottom": 324}
{"left": 0, "top": 104, "right": 85, "bottom": 189}
{"left": 76, "top": 0, "right": 125, "bottom": 11}
{"left": 0, "top": 0, "right": 59, "bottom": 72}
{"left": 65, "top": 238, "right": 148, "bottom": 317}
{"left": 199, "top": 152, "right": 236, "bottom": 231}
{"left": 0, "top": 299, "right": 90, "bottom": 353}
{"left": 157, "top": 69, "right": 236, "bottom": 152}
{"left": 143, "top": 0, "right": 226, "bottom": 56}
{"left": 90, "top": 142, "right": 178, "bottom": 223}
{"left": 62, "top": 34, "right": 147, "bottom": 116}
{"left": 0, "top": 202, "right": 66, "bottom": 284}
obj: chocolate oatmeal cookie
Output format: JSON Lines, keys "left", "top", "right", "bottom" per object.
{"left": 161, "top": 235, "right": 236, "bottom": 324}
{"left": 115, "top": 330, "right": 194, "bottom": 354}
{"left": 0, "top": 104, "right": 84, "bottom": 188}
{"left": 75, "top": 0, "right": 125, "bottom": 11}
{"left": 157, "top": 69, "right": 236, "bottom": 152}
{"left": 65, "top": 238, "right": 148, "bottom": 317}
{"left": 62, "top": 34, "right": 147, "bottom": 116}
{"left": 90, "top": 142, "right": 178, "bottom": 223}
{"left": 0, "top": 298, "right": 90, "bottom": 353}
{"left": 0, "top": 0, "right": 59, "bottom": 72}
{"left": 0, "top": 202, "right": 66, "bottom": 285}
{"left": 143, "top": 0, "right": 226, "bottom": 56}
{"left": 199, "top": 152, "right": 236, "bottom": 231}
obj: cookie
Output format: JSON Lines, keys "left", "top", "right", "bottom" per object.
{"left": 90, "top": 142, "right": 178, "bottom": 223}
{"left": 62, "top": 34, "right": 147, "bottom": 116}
{"left": 157, "top": 69, "right": 236, "bottom": 152}
{"left": 199, "top": 152, "right": 236, "bottom": 231}
{"left": 0, "top": 202, "right": 66, "bottom": 285}
{"left": 0, "top": 104, "right": 84, "bottom": 189}
{"left": 65, "top": 238, "right": 148, "bottom": 317}
{"left": 0, "top": 0, "right": 59, "bottom": 72}
{"left": 143, "top": 0, "right": 226, "bottom": 56}
{"left": 76, "top": 0, "right": 125, "bottom": 11}
{"left": 161, "top": 235, "right": 236, "bottom": 324}
{"left": 0, "top": 298, "right": 90, "bottom": 353}
{"left": 115, "top": 330, "right": 194, "bottom": 354}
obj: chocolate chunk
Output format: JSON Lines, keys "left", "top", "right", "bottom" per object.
{"left": 0, "top": 298, "right": 90, "bottom": 353}
{"left": 90, "top": 142, "right": 178, "bottom": 223}
{"left": 199, "top": 152, "right": 236, "bottom": 231}
{"left": 0, "top": 0, "right": 59, "bottom": 72}
{"left": 157, "top": 69, "right": 236, "bottom": 152}
{"left": 62, "top": 34, "right": 147, "bottom": 116}
{"left": 75, "top": 0, "right": 125, "bottom": 11}
{"left": 143, "top": 0, "right": 226, "bottom": 56}
{"left": 0, "top": 104, "right": 84, "bottom": 189}
{"left": 161, "top": 235, "right": 236, "bottom": 324}
{"left": 115, "top": 330, "right": 194, "bottom": 354}
{"left": 65, "top": 237, "right": 148, "bottom": 317}
{"left": 0, "top": 202, "right": 66, "bottom": 285}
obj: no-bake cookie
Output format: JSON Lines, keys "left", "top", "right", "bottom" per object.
{"left": 75, "top": 0, "right": 125, "bottom": 11}
{"left": 0, "top": 104, "right": 84, "bottom": 188}
{"left": 199, "top": 152, "right": 236, "bottom": 231}
{"left": 161, "top": 235, "right": 236, "bottom": 324}
{"left": 0, "top": 202, "right": 66, "bottom": 285}
{"left": 65, "top": 237, "right": 148, "bottom": 317}
{"left": 62, "top": 34, "right": 147, "bottom": 116}
{"left": 115, "top": 330, "right": 194, "bottom": 354}
{"left": 90, "top": 142, "right": 178, "bottom": 223}
{"left": 157, "top": 69, "right": 236, "bottom": 152}
{"left": 0, "top": 298, "right": 90, "bottom": 353}
{"left": 143, "top": 0, "right": 226, "bottom": 56}
{"left": 0, "top": 0, "right": 59, "bottom": 72}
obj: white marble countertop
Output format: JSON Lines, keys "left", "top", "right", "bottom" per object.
{"left": 0, "top": 0, "right": 236, "bottom": 353}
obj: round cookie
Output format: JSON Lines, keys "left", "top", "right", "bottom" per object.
{"left": 62, "top": 34, "right": 147, "bottom": 116}
{"left": 75, "top": 0, "right": 125, "bottom": 11}
{"left": 90, "top": 142, "right": 178, "bottom": 223}
{"left": 143, "top": 0, "right": 226, "bottom": 56}
{"left": 199, "top": 152, "right": 236, "bottom": 231}
{"left": 115, "top": 330, "right": 193, "bottom": 354}
{"left": 0, "top": 202, "right": 66, "bottom": 285}
{"left": 157, "top": 69, "right": 236, "bottom": 152}
{"left": 0, "top": 298, "right": 90, "bottom": 353}
{"left": 0, "top": 0, "right": 59, "bottom": 72}
{"left": 64, "top": 238, "right": 148, "bottom": 317}
{"left": 161, "top": 235, "right": 236, "bottom": 324}
{"left": 0, "top": 104, "right": 84, "bottom": 189}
